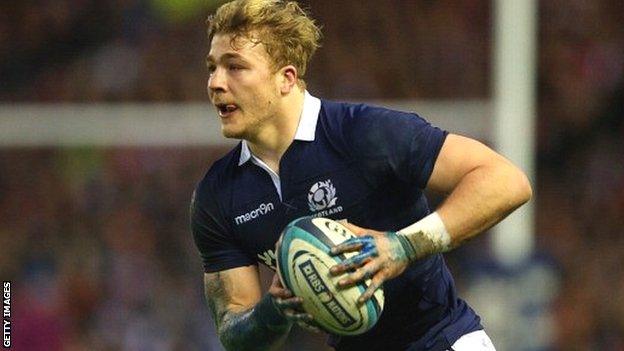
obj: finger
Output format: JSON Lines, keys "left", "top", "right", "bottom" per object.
{"left": 329, "top": 236, "right": 365, "bottom": 255}
{"left": 270, "top": 288, "right": 293, "bottom": 299}
{"left": 357, "top": 275, "right": 384, "bottom": 305}
{"left": 330, "top": 250, "right": 376, "bottom": 275}
{"left": 297, "top": 320, "right": 323, "bottom": 333}
{"left": 268, "top": 283, "right": 293, "bottom": 298}
{"left": 330, "top": 234, "right": 377, "bottom": 256}
{"left": 337, "top": 260, "right": 382, "bottom": 287}
{"left": 283, "top": 309, "right": 315, "bottom": 323}
{"left": 269, "top": 273, "right": 293, "bottom": 297}
{"left": 274, "top": 296, "right": 303, "bottom": 310}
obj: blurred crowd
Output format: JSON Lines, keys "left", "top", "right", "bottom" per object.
{"left": 0, "top": 0, "right": 490, "bottom": 101}
{"left": 537, "top": 1, "right": 624, "bottom": 349}
{"left": 1, "top": 0, "right": 623, "bottom": 350}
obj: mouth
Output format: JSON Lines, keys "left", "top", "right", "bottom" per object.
{"left": 215, "top": 103, "right": 239, "bottom": 118}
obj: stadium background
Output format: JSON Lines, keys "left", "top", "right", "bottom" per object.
{"left": 1, "top": 0, "right": 623, "bottom": 350}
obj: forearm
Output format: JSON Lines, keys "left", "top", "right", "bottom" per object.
{"left": 217, "top": 294, "right": 292, "bottom": 351}
{"left": 398, "top": 162, "right": 531, "bottom": 260}
{"left": 204, "top": 269, "right": 293, "bottom": 351}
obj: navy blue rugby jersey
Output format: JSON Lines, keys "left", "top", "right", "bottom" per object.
{"left": 191, "top": 92, "right": 482, "bottom": 351}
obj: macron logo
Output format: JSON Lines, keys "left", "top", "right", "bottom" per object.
{"left": 234, "top": 202, "right": 274, "bottom": 225}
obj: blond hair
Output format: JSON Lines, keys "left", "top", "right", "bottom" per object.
{"left": 207, "top": 0, "right": 322, "bottom": 88}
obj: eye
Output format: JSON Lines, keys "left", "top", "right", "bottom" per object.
{"left": 228, "top": 64, "right": 243, "bottom": 71}
{"left": 207, "top": 64, "right": 216, "bottom": 74}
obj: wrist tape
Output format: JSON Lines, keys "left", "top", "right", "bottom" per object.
{"left": 396, "top": 212, "right": 452, "bottom": 261}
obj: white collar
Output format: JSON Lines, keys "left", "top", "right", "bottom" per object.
{"left": 238, "top": 91, "right": 321, "bottom": 166}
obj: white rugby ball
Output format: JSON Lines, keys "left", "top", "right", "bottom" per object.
{"left": 275, "top": 217, "right": 384, "bottom": 335}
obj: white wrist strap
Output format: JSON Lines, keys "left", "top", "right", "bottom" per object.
{"left": 397, "top": 212, "right": 452, "bottom": 254}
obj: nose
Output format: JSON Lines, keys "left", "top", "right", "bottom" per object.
{"left": 208, "top": 67, "right": 226, "bottom": 94}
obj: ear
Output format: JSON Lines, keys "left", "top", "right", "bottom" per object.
{"left": 278, "top": 65, "right": 299, "bottom": 94}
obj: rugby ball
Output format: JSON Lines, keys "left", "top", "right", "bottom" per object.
{"left": 276, "top": 217, "right": 384, "bottom": 335}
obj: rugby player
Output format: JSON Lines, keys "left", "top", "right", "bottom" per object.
{"left": 191, "top": 1, "right": 532, "bottom": 350}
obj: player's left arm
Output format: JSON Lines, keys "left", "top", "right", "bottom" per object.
{"left": 330, "top": 134, "right": 532, "bottom": 301}
{"left": 423, "top": 133, "right": 533, "bottom": 244}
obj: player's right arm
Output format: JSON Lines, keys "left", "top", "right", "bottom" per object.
{"left": 204, "top": 266, "right": 292, "bottom": 351}
{"left": 192, "top": 183, "right": 317, "bottom": 350}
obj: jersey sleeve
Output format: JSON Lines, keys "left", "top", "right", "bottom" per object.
{"left": 344, "top": 104, "right": 448, "bottom": 189}
{"left": 190, "top": 185, "right": 256, "bottom": 273}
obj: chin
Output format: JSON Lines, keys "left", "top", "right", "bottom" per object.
{"left": 221, "top": 126, "right": 246, "bottom": 139}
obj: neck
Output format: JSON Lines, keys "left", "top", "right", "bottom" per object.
{"left": 247, "top": 88, "right": 305, "bottom": 170}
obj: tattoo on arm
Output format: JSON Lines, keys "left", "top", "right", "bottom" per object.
{"left": 204, "top": 272, "right": 227, "bottom": 324}
{"left": 205, "top": 273, "right": 291, "bottom": 351}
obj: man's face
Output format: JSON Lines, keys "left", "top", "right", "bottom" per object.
{"left": 206, "top": 33, "right": 281, "bottom": 139}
